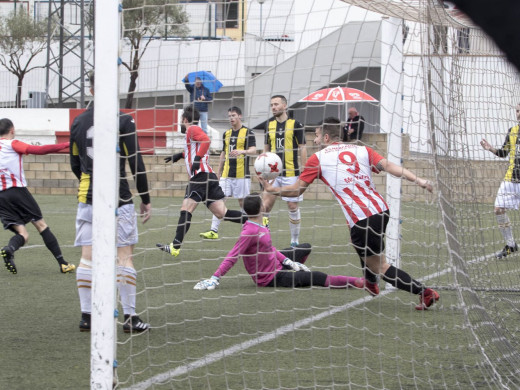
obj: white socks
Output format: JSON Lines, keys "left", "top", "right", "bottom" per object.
{"left": 210, "top": 214, "right": 221, "bottom": 233}
{"left": 77, "top": 263, "right": 139, "bottom": 317}
{"left": 117, "top": 266, "right": 138, "bottom": 316}
{"left": 496, "top": 213, "right": 516, "bottom": 247}
{"left": 76, "top": 266, "right": 92, "bottom": 314}
{"left": 288, "top": 209, "right": 301, "bottom": 244}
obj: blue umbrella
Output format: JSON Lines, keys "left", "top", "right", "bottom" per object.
{"left": 184, "top": 71, "right": 223, "bottom": 93}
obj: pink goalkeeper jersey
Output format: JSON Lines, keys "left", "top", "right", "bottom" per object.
{"left": 213, "top": 221, "right": 288, "bottom": 286}
{"left": 299, "top": 143, "right": 388, "bottom": 227}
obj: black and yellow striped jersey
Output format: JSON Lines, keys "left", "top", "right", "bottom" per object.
{"left": 264, "top": 118, "right": 305, "bottom": 177}
{"left": 221, "top": 126, "right": 256, "bottom": 178}
{"left": 496, "top": 125, "right": 520, "bottom": 182}
{"left": 69, "top": 106, "right": 150, "bottom": 206}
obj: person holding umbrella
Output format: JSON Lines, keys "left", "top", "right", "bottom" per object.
{"left": 183, "top": 73, "right": 214, "bottom": 134}
{"left": 343, "top": 107, "right": 365, "bottom": 143}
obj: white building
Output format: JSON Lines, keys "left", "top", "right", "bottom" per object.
{"left": 0, "top": 0, "right": 517, "bottom": 157}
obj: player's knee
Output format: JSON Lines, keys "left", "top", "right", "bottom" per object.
{"left": 20, "top": 232, "right": 29, "bottom": 244}
{"left": 287, "top": 203, "right": 299, "bottom": 212}
{"left": 215, "top": 210, "right": 226, "bottom": 219}
{"left": 32, "top": 219, "right": 48, "bottom": 232}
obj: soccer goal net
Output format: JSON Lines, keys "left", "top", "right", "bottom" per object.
{"left": 95, "top": 0, "right": 520, "bottom": 388}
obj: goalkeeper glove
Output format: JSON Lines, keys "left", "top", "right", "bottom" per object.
{"left": 164, "top": 152, "right": 183, "bottom": 164}
{"left": 193, "top": 275, "right": 220, "bottom": 290}
{"left": 191, "top": 155, "right": 201, "bottom": 174}
{"left": 282, "top": 258, "right": 310, "bottom": 272}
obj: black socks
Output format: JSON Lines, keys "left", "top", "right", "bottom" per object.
{"left": 7, "top": 233, "right": 25, "bottom": 253}
{"left": 40, "top": 227, "right": 66, "bottom": 265}
{"left": 224, "top": 209, "right": 247, "bottom": 224}
{"left": 174, "top": 210, "right": 192, "bottom": 249}
{"left": 382, "top": 265, "right": 424, "bottom": 294}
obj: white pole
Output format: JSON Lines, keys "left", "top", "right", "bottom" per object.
{"left": 91, "top": 0, "right": 120, "bottom": 388}
{"left": 258, "top": 0, "right": 265, "bottom": 38}
{"left": 260, "top": 3, "right": 263, "bottom": 37}
{"left": 381, "top": 17, "right": 403, "bottom": 285}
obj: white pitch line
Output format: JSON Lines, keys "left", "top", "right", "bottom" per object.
{"left": 123, "top": 294, "right": 379, "bottom": 390}
{"left": 122, "top": 252, "right": 496, "bottom": 390}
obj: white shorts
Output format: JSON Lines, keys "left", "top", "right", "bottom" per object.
{"left": 495, "top": 181, "right": 520, "bottom": 210}
{"left": 271, "top": 176, "right": 304, "bottom": 202}
{"left": 74, "top": 203, "right": 138, "bottom": 247}
{"left": 219, "top": 177, "right": 251, "bottom": 199}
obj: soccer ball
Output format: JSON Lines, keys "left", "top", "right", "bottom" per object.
{"left": 254, "top": 152, "right": 283, "bottom": 180}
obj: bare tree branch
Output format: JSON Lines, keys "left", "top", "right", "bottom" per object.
{"left": 0, "top": 8, "right": 49, "bottom": 107}
{"left": 121, "top": 0, "right": 189, "bottom": 108}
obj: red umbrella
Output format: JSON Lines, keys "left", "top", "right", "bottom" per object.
{"left": 300, "top": 87, "right": 378, "bottom": 102}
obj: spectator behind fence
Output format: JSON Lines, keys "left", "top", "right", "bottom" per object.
{"left": 183, "top": 74, "right": 213, "bottom": 134}
{"left": 343, "top": 107, "right": 365, "bottom": 142}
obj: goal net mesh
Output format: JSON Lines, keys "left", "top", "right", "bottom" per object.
{"left": 112, "top": 1, "right": 520, "bottom": 388}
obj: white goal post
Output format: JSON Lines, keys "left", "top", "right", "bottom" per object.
{"left": 85, "top": 1, "right": 520, "bottom": 389}
{"left": 91, "top": 0, "right": 120, "bottom": 387}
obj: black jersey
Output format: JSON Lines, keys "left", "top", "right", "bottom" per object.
{"left": 69, "top": 106, "right": 150, "bottom": 206}
{"left": 264, "top": 118, "right": 305, "bottom": 177}
{"left": 495, "top": 125, "right": 520, "bottom": 182}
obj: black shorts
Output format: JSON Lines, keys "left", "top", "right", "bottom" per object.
{"left": 185, "top": 172, "right": 225, "bottom": 206}
{"left": 350, "top": 210, "right": 390, "bottom": 258}
{"left": 279, "top": 243, "right": 312, "bottom": 263}
{"left": 267, "top": 270, "right": 328, "bottom": 288}
{"left": 265, "top": 243, "right": 328, "bottom": 287}
{"left": 0, "top": 187, "right": 43, "bottom": 231}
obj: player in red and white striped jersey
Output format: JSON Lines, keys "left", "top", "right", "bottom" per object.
{"left": 261, "top": 117, "right": 440, "bottom": 310}
{"left": 157, "top": 106, "right": 246, "bottom": 257}
{"left": 0, "top": 118, "right": 75, "bottom": 275}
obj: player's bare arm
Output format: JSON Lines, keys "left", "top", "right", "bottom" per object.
{"left": 299, "top": 143, "right": 308, "bottom": 167}
{"left": 218, "top": 151, "right": 225, "bottom": 178}
{"left": 377, "top": 159, "right": 433, "bottom": 193}
{"left": 229, "top": 145, "right": 256, "bottom": 157}
{"left": 140, "top": 202, "right": 152, "bottom": 224}
{"left": 480, "top": 138, "right": 496, "bottom": 154}
{"left": 259, "top": 177, "right": 310, "bottom": 197}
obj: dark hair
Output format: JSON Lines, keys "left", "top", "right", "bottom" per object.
{"left": 195, "top": 77, "right": 202, "bottom": 81}
{"left": 87, "top": 70, "right": 94, "bottom": 87}
{"left": 0, "top": 118, "right": 14, "bottom": 136}
{"left": 270, "top": 95, "right": 287, "bottom": 105}
{"left": 228, "top": 106, "right": 242, "bottom": 115}
{"left": 321, "top": 116, "right": 342, "bottom": 139}
{"left": 182, "top": 105, "right": 200, "bottom": 123}
{"left": 243, "top": 193, "right": 262, "bottom": 216}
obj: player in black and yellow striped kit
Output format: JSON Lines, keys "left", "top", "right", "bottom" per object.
{"left": 200, "top": 106, "right": 257, "bottom": 239}
{"left": 263, "top": 95, "right": 307, "bottom": 247}
{"left": 481, "top": 103, "right": 520, "bottom": 258}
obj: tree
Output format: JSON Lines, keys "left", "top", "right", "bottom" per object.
{"left": 0, "top": 9, "right": 48, "bottom": 108}
{"left": 122, "top": 0, "right": 189, "bottom": 109}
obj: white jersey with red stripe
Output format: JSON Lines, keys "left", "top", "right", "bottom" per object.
{"left": 299, "top": 143, "right": 388, "bottom": 227}
{"left": 183, "top": 125, "right": 213, "bottom": 178}
{"left": 0, "top": 138, "right": 27, "bottom": 190}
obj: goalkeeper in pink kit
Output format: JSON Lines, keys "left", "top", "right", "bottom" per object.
{"left": 194, "top": 193, "right": 365, "bottom": 290}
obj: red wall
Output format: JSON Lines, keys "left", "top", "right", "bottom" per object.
{"left": 57, "top": 109, "right": 178, "bottom": 154}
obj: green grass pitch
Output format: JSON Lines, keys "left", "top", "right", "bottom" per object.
{"left": 0, "top": 194, "right": 506, "bottom": 389}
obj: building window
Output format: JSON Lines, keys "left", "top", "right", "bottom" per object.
{"left": 217, "top": 0, "right": 239, "bottom": 29}
{"left": 433, "top": 25, "right": 448, "bottom": 54}
{"left": 457, "top": 28, "right": 470, "bottom": 53}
